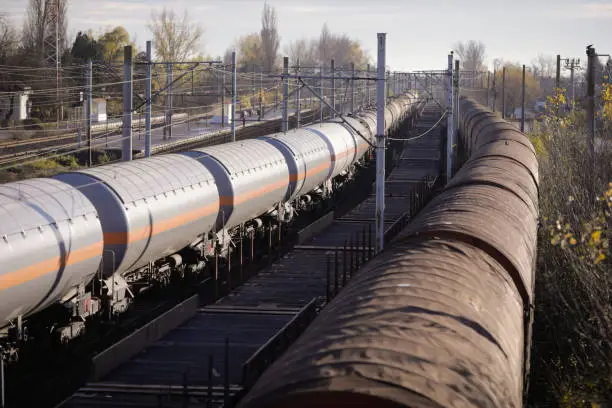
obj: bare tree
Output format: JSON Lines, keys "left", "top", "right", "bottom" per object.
{"left": 453, "top": 40, "right": 486, "bottom": 72}
{"left": 284, "top": 38, "right": 317, "bottom": 67}
{"left": 532, "top": 53, "right": 554, "bottom": 79}
{"left": 147, "top": 8, "right": 204, "bottom": 62}
{"left": 493, "top": 58, "right": 504, "bottom": 72}
{"left": 318, "top": 23, "right": 332, "bottom": 64}
{"left": 22, "top": 0, "right": 68, "bottom": 63}
{"left": 316, "top": 23, "right": 370, "bottom": 68}
{"left": 0, "top": 14, "right": 18, "bottom": 62}
{"left": 260, "top": 2, "right": 280, "bottom": 72}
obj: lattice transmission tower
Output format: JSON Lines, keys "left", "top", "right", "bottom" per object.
{"left": 43, "top": 0, "right": 63, "bottom": 123}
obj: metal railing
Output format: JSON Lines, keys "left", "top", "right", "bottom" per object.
{"left": 240, "top": 298, "right": 318, "bottom": 393}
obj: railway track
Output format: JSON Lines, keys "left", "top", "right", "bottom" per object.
{"left": 0, "top": 110, "right": 311, "bottom": 169}
{"left": 0, "top": 113, "right": 192, "bottom": 166}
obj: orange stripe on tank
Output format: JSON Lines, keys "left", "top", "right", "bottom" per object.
{"left": 220, "top": 178, "right": 290, "bottom": 206}
{"left": 104, "top": 201, "right": 219, "bottom": 245}
{"left": 0, "top": 148, "right": 366, "bottom": 293}
{"left": 105, "top": 149, "right": 359, "bottom": 246}
{"left": 0, "top": 241, "right": 104, "bottom": 292}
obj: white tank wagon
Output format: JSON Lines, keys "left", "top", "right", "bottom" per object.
{"left": 0, "top": 179, "right": 103, "bottom": 347}
{"left": 183, "top": 140, "right": 291, "bottom": 231}
{"left": 0, "top": 96, "right": 420, "bottom": 358}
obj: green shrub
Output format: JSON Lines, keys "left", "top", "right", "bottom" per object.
{"left": 22, "top": 118, "right": 42, "bottom": 130}
{"left": 56, "top": 155, "right": 79, "bottom": 169}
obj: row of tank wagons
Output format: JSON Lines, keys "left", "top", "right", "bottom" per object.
{"left": 0, "top": 99, "right": 416, "bottom": 354}
{"left": 237, "top": 97, "right": 539, "bottom": 408}
{"left": 89, "top": 112, "right": 188, "bottom": 131}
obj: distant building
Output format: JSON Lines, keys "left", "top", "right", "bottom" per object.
{"left": 91, "top": 98, "right": 107, "bottom": 122}
{"left": 0, "top": 86, "right": 32, "bottom": 122}
{"left": 210, "top": 103, "right": 234, "bottom": 124}
{"left": 513, "top": 107, "right": 536, "bottom": 120}
{"left": 71, "top": 98, "right": 107, "bottom": 125}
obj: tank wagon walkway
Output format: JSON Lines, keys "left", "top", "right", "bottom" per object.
{"left": 58, "top": 104, "right": 443, "bottom": 408}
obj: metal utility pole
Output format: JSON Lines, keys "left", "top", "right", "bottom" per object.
{"left": 375, "top": 33, "right": 386, "bottom": 253}
{"left": 231, "top": 51, "right": 237, "bottom": 142}
{"left": 145, "top": 41, "right": 152, "bottom": 158}
{"left": 221, "top": 66, "right": 225, "bottom": 128}
{"left": 275, "top": 79, "right": 279, "bottom": 112}
{"left": 122, "top": 45, "right": 133, "bottom": 161}
{"left": 556, "top": 54, "right": 561, "bottom": 89}
{"left": 296, "top": 58, "right": 301, "bottom": 128}
{"left": 361, "top": 67, "right": 366, "bottom": 109}
{"left": 486, "top": 71, "right": 490, "bottom": 108}
{"left": 570, "top": 62, "right": 576, "bottom": 109}
{"left": 86, "top": 59, "right": 92, "bottom": 166}
{"left": 164, "top": 62, "right": 173, "bottom": 139}
{"left": 259, "top": 67, "right": 264, "bottom": 118}
{"left": 454, "top": 60, "right": 460, "bottom": 139}
{"left": 350, "top": 62, "right": 355, "bottom": 113}
{"left": 563, "top": 57, "right": 581, "bottom": 110}
{"left": 319, "top": 64, "right": 324, "bottom": 124}
{"left": 1, "top": 350, "right": 4, "bottom": 408}
{"left": 252, "top": 64, "right": 256, "bottom": 117}
{"left": 492, "top": 68, "right": 497, "bottom": 112}
{"left": 586, "top": 46, "right": 596, "bottom": 161}
{"left": 282, "top": 57, "right": 289, "bottom": 132}
{"left": 521, "top": 64, "right": 526, "bottom": 132}
{"left": 386, "top": 71, "right": 391, "bottom": 98}
{"left": 366, "top": 64, "right": 371, "bottom": 106}
{"left": 446, "top": 52, "right": 454, "bottom": 183}
{"left": 502, "top": 67, "right": 506, "bottom": 119}
{"left": 330, "top": 59, "right": 336, "bottom": 119}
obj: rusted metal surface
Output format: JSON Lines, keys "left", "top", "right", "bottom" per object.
{"left": 238, "top": 98, "right": 538, "bottom": 408}
{"left": 399, "top": 184, "right": 537, "bottom": 305}
{"left": 238, "top": 240, "right": 525, "bottom": 408}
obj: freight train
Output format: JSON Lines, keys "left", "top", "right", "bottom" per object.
{"left": 238, "top": 97, "right": 539, "bottom": 408}
{"left": 0, "top": 97, "right": 418, "bottom": 361}
{"left": 87, "top": 112, "right": 188, "bottom": 133}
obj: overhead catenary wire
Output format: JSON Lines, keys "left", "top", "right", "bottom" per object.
{"left": 387, "top": 111, "right": 447, "bottom": 141}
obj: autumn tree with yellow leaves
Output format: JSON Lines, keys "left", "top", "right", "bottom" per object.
{"left": 493, "top": 63, "right": 542, "bottom": 117}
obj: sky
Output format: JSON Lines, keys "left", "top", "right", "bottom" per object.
{"left": 2, "top": 0, "right": 612, "bottom": 71}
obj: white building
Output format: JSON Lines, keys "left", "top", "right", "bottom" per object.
{"left": 92, "top": 98, "right": 107, "bottom": 122}
{"left": 0, "top": 87, "right": 32, "bottom": 122}
{"left": 210, "top": 103, "right": 233, "bottom": 124}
